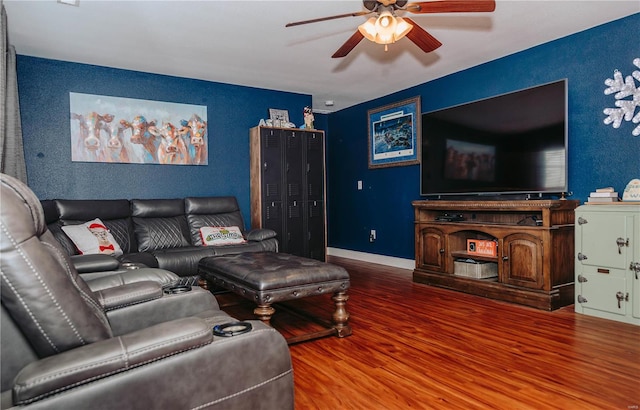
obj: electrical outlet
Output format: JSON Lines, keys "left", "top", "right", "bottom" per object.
{"left": 369, "top": 229, "right": 376, "bottom": 242}
{"left": 357, "top": 180, "right": 363, "bottom": 190}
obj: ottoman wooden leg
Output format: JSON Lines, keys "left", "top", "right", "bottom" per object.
{"left": 254, "top": 304, "right": 276, "bottom": 325}
{"left": 332, "top": 291, "right": 352, "bottom": 337}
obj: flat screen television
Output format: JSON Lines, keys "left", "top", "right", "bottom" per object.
{"left": 420, "top": 79, "right": 568, "bottom": 198}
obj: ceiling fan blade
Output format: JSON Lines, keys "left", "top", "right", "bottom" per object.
{"left": 406, "top": 0, "right": 496, "bottom": 14}
{"left": 286, "top": 10, "right": 372, "bottom": 27}
{"left": 404, "top": 18, "right": 443, "bottom": 53}
{"left": 332, "top": 30, "right": 365, "bottom": 58}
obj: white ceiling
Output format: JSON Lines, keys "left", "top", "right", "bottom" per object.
{"left": 4, "top": 0, "right": 639, "bottom": 113}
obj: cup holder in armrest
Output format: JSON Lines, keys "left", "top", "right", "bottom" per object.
{"left": 121, "top": 262, "right": 142, "bottom": 270}
{"left": 164, "top": 285, "right": 192, "bottom": 294}
{"left": 213, "top": 322, "right": 252, "bottom": 337}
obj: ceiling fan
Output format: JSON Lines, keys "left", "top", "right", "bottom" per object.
{"left": 286, "top": 0, "right": 496, "bottom": 58}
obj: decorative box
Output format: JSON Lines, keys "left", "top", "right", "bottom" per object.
{"left": 454, "top": 259, "right": 498, "bottom": 279}
{"left": 467, "top": 239, "right": 497, "bottom": 257}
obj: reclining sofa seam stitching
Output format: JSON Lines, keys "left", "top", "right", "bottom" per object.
{"left": 15, "top": 327, "right": 212, "bottom": 389}
{"left": 190, "top": 368, "right": 294, "bottom": 410}
{"left": 0, "top": 223, "right": 69, "bottom": 352}
{"left": 43, "top": 241, "right": 113, "bottom": 332}
{"left": 14, "top": 337, "right": 213, "bottom": 405}
{"left": 102, "top": 294, "right": 163, "bottom": 311}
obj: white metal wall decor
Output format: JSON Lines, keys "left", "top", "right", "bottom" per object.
{"left": 69, "top": 93, "right": 208, "bottom": 165}
{"left": 603, "top": 57, "right": 640, "bottom": 137}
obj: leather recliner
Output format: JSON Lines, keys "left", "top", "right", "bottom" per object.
{"left": 0, "top": 173, "right": 294, "bottom": 409}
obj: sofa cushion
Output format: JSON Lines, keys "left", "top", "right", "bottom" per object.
{"left": 133, "top": 216, "right": 191, "bottom": 251}
{"left": 200, "top": 226, "right": 246, "bottom": 246}
{"left": 62, "top": 218, "right": 124, "bottom": 256}
{"left": 185, "top": 197, "right": 245, "bottom": 246}
{"left": 131, "top": 199, "right": 191, "bottom": 251}
{"left": 55, "top": 199, "right": 137, "bottom": 254}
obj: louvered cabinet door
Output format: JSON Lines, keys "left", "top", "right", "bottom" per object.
{"left": 307, "top": 199, "right": 325, "bottom": 261}
{"left": 251, "top": 127, "right": 284, "bottom": 245}
{"left": 305, "top": 130, "right": 326, "bottom": 260}
{"left": 283, "top": 130, "right": 305, "bottom": 255}
{"left": 306, "top": 131, "right": 325, "bottom": 202}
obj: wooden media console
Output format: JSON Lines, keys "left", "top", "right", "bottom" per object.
{"left": 412, "top": 200, "right": 579, "bottom": 310}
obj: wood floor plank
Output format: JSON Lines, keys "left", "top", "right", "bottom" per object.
{"left": 216, "top": 256, "right": 640, "bottom": 409}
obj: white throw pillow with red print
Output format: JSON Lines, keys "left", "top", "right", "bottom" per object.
{"left": 61, "top": 218, "right": 123, "bottom": 256}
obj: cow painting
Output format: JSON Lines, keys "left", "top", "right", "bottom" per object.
{"left": 69, "top": 92, "right": 207, "bottom": 165}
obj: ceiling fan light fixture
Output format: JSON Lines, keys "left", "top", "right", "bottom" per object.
{"left": 358, "top": 17, "right": 378, "bottom": 42}
{"left": 394, "top": 17, "right": 413, "bottom": 41}
{"left": 358, "top": 11, "right": 414, "bottom": 50}
{"left": 374, "top": 10, "right": 397, "bottom": 44}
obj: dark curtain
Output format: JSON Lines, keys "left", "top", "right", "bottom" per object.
{"left": 1, "top": 3, "right": 27, "bottom": 183}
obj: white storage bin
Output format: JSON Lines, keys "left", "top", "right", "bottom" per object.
{"left": 454, "top": 259, "right": 498, "bottom": 279}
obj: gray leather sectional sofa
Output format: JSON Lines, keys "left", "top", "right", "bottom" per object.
{"left": 1, "top": 173, "right": 294, "bottom": 409}
{"left": 41, "top": 196, "right": 279, "bottom": 285}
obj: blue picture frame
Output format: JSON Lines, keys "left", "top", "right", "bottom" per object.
{"left": 368, "top": 96, "right": 420, "bottom": 169}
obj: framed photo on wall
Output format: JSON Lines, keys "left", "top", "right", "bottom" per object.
{"left": 368, "top": 96, "right": 421, "bottom": 169}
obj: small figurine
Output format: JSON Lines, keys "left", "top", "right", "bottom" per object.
{"left": 303, "top": 106, "right": 314, "bottom": 130}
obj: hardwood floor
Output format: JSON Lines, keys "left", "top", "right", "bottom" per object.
{"left": 218, "top": 256, "right": 640, "bottom": 410}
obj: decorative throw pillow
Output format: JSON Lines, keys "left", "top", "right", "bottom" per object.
{"left": 61, "top": 218, "right": 123, "bottom": 256}
{"left": 199, "top": 226, "right": 246, "bottom": 246}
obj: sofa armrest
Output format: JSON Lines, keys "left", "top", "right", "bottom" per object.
{"left": 94, "top": 281, "right": 163, "bottom": 311}
{"left": 246, "top": 228, "right": 277, "bottom": 241}
{"left": 120, "top": 251, "right": 159, "bottom": 268}
{"left": 11, "top": 319, "right": 294, "bottom": 410}
{"left": 71, "top": 254, "right": 121, "bottom": 273}
{"left": 84, "top": 268, "right": 179, "bottom": 292}
{"left": 12, "top": 317, "right": 213, "bottom": 406}
{"left": 106, "top": 287, "right": 221, "bottom": 335}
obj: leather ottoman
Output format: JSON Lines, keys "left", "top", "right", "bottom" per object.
{"left": 199, "top": 252, "right": 352, "bottom": 343}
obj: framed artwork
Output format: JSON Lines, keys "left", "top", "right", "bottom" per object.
{"left": 269, "top": 108, "right": 289, "bottom": 127}
{"left": 367, "top": 96, "right": 421, "bottom": 169}
{"left": 69, "top": 92, "right": 208, "bottom": 165}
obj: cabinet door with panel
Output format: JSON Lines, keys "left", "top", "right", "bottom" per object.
{"left": 416, "top": 227, "right": 447, "bottom": 272}
{"left": 501, "top": 233, "right": 544, "bottom": 289}
{"left": 576, "top": 211, "right": 631, "bottom": 270}
{"left": 577, "top": 268, "right": 628, "bottom": 317}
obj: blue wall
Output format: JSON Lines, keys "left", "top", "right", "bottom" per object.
{"left": 326, "top": 14, "right": 640, "bottom": 259}
{"left": 17, "top": 57, "right": 311, "bottom": 228}
{"left": 16, "top": 14, "right": 639, "bottom": 261}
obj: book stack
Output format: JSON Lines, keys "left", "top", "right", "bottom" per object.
{"left": 587, "top": 187, "right": 620, "bottom": 203}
